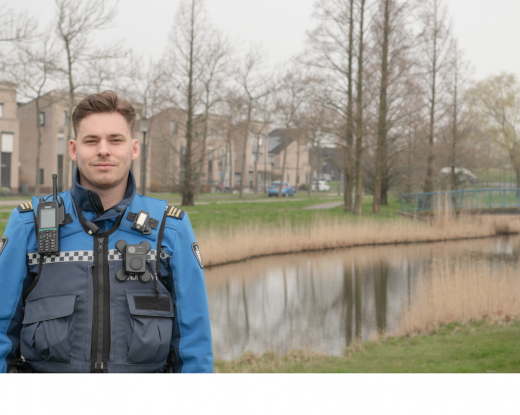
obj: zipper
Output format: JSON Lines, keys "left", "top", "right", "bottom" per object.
{"left": 96, "top": 237, "right": 104, "bottom": 371}
{"left": 91, "top": 235, "right": 110, "bottom": 373}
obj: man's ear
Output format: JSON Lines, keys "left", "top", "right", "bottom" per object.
{"left": 131, "top": 138, "right": 140, "bottom": 161}
{"left": 69, "top": 139, "right": 78, "bottom": 161}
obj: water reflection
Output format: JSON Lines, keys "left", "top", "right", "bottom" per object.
{"left": 206, "top": 235, "right": 520, "bottom": 360}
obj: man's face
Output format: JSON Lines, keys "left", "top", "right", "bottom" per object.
{"left": 70, "top": 112, "right": 139, "bottom": 190}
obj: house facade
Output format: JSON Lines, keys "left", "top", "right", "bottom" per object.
{"left": 268, "top": 128, "right": 311, "bottom": 189}
{"left": 231, "top": 121, "right": 270, "bottom": 192}
{"left": 0, "top": 81, "right": 20, "bottom": 193}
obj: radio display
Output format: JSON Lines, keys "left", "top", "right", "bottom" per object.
{"left": 41, "top": 208, "right": 56, "bottom": 229}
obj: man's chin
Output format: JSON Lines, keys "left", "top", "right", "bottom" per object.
{"left": 89, "top": 173, "right": 124, "bottom": 189}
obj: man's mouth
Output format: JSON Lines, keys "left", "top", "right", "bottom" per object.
{"left": 93, "top": 163, "right": 115, "bottom": 171}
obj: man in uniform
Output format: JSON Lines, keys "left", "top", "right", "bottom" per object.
{"left": 0, "top": 91, "right": 213, "bottom": 373}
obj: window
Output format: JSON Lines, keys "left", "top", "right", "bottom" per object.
{"left": 235, "top": 172, "right": 241, "bottom": 184}
{"left": 269, "top": 154, "right": 274, "bottom": 166}
{"left": 212, "top": 129, "right": 216, "bottom": 140}
{"left": 40, "top": 111, "right": 45, "bottom": 126}
{"left": 180, "top": 147, "right": 186, "bottom": 168}
{"left": 218, "top": 129, "right": 224, "bottom": 140}
{"left": 194, "top": 132, "right": 199, "bottom": 141}
{"left": 251, "top": 136, "right": 256, "bottom": 153}
{"left": 63, "top": 110, "right": 67, "bottom": 125}
{"left": 40, "top": 169, "right": 44, "bottom": 185}
{"left": 218, "top": 149, "right": 223, "bottom": 169}
{"left": 172, "top": 121, "right": 178, "bottom": 135}
{"left": 208, "top": 150, "right": 213, "bottom": 161}
{"left": 0, "top": 103, "right": 3, "bottom": 118}
{"left": 249, "top": 171, "right": 253, "bottom": 189}
{"left": 258, "top": 134, "right": 263, "bottom": 157}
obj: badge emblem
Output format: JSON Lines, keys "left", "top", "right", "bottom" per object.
{"left": 191, "top": 242, "right": 203, "bottom": 269}
{"left": 0, "top": 236, "right": 8, "bottom": 256}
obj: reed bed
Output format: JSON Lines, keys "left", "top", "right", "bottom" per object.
{"left": 398, "top": 257, "right": 520, "bottom": 336}
{"left": 198, "top": 214, "right": 520, "bottom": 267}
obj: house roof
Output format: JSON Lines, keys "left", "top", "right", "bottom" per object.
{"left": 268, "top": 129, "right": 297, "bottom": 154}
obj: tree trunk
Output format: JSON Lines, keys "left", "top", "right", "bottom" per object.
{"left": 353, "top": 0, "right": 366, "bottom": 216}
{"left": 373, "top": 0, "right": 390, "bottom": 214}
{"left": 296, "top": 136, "right": 300, "bottom": 193}
{"left": 197, "top": 106, "right": 210, "bottom": 196}
{"left": 239, "top": 102, "right": 252, "bottom": 199}
{"left": 278, "top": 135, "right": 289, "bottom": 197}
{"left": 181, "top": 1, "right": 196, "bottom": 206}
{"left": 344, "top": 0, "right": 355, "bottom": 212}
{"left": 253, "top": 133, "right": 258, "bottom": 193}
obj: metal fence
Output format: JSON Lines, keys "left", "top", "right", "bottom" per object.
{"left": 400, "top": 188, "right": 520, "bottom": 212}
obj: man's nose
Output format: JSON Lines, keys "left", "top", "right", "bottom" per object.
{"left": 97, "top": 139, "right": 111, "bottom": 157}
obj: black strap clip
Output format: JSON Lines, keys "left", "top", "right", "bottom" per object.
{"left": 127, "top": 210, "right": 159, "bottom": 235}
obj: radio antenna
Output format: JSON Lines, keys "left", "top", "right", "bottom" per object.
{"left": 52, "top": 174, "right": 57, "bottom": 202}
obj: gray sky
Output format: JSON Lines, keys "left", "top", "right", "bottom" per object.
{"left": 8, "top": 0, "right": 520, "bottom": 82}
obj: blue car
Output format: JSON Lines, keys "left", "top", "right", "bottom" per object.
{"left": 268, "top": 181, "right": 295, "bottom": 197}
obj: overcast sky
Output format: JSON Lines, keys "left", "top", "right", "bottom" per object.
{"left": 9, "top": 0, "right": 520, "bottom": 82}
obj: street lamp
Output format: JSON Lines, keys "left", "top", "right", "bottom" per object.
{"left": 141, "top": 118, "right": 148, "bottom": 196}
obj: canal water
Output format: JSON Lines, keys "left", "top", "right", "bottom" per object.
{"left": 206, "top": 235, "right": 520, "bottom": 360}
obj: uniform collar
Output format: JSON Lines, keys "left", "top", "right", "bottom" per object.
{"left": 70, "top": 167, "right": 136, "bottom": 223}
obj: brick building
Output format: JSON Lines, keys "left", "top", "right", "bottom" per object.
{"left": 268, "top": 128, "right": 311, "bottom": 189}
{"left": 231, "top": 121, "right": 270, "bottom": 192}
{"left": 0, "top": 81, "right": 20, "bottom": 193}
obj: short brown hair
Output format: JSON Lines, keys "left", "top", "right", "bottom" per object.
{"left": 72, "top": 90, "right": 136, "bottom": 138}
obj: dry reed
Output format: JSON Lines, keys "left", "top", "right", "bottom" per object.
{"left": 398, "top": 258, "right": 520, "bottom": 336}
{"left": 199, "top": 214, "right": 520, "bottom": 268}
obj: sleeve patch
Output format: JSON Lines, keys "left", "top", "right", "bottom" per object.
{"left": 165, "top": 205, "right": 185, "bottom": 220}
{"left": 192, "top": 242, "right": 203, "bottom": 269}
{"left": 17, "top": 202, "right": 33, "bottom": 213}
{"left": 0, "top": 236, "right": 7, "bottom": 256}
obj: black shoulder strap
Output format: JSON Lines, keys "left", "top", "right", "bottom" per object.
{"left": 165, "top": 205, "right": 185, "bottom": 220}
{"left": 156, "top": 210, "right": 169, "bottom": 288}
{"left": 17, "top": 201, "right": 33, "bottom": 213}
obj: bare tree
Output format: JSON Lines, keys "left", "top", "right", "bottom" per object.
{"left": 353, "top": 0, "right": 368, "bottom": 215}
{"left": 195, "top": 32, "right": 233, "bottom": 194}
{"left": 467, "top": 73, "right": 520, "bottom": 188}
{"left": 166, "top": 0, "right": 213, "bottom": 206}
{"left": 7, "top": 30, "right": 60, "bottom": 195}
{"left": 438, "top": 40, "right": 474, "bottom": 190}
{"left": 305, "top": 0, "right": 356, "bottom": 211}
{"left": 418, "top": 0, "right": 452, "bottom": 195}
{"left": 234, "top": 47, "right": 272, "bottom": 199}
{"left": 372, "top": 0, "right": 416, "bottom": 212}
{"left": 54, "top": 0, "right": 119, "bottom": 189}
{"left": 273, "top": 68, "right": 310, "bottom": 197}
{"left": 0, "top": 7, "right": 36, "bottom": 43}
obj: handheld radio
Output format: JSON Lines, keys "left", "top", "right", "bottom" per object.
{"left": 37, "top": 174, "right": 65, "bottom": 255}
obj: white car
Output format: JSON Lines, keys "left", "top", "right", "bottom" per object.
{"left": 312, "top": 180, "right": 331, "bottom": 192}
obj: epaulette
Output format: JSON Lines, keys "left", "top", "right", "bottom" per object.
{"left": 17, "top": 201, "right": 33, "bottom": 213}
{"left": 165, "top": 205, "right": 185, "bottom": 220}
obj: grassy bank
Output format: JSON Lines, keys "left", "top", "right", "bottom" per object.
{"left": 215, "top": 320, "right": 520, "bottom": 373}
{"left": 199, "top": 213, "right": 520, "bottom": 267}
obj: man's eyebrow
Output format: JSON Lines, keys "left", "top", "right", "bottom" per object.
{"left": 81, "top": 133, "right": 125, "bottom": 140}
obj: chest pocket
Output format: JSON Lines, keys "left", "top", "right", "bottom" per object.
{"left": 124, "top": 290, "right": 174, "bottom": 365}
{"left": 20, "top": 292, "right": 77, "bottom": 364}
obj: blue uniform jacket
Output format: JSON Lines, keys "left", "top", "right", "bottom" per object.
{"left": 0, "top": 171, "right": 213, "bottom": 373}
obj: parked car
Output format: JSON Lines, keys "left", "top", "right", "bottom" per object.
{"left": 318, "top": 173, "right": 332, "bottom": 181}
{"left": 311, "top": 180, "right": 331, "bottom": 192}
{"left": 268, "top": 181, "right": 295, "bottom": 197}
{"left": 440, "top": 167, "right": 478, "bottom": 184}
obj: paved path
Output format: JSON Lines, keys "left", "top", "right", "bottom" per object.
{"left": 302, "top": 201, "right": 344, "bottom": 210}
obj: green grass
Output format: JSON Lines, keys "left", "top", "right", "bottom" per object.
{"left": 215, "top": 320, "right": 520, "bottom": 373}
{"left": 0, "top": 192, "right": 402, "bottom": 236}
{"left": 474, "top": 169, "right": 516, "bottom": 184}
